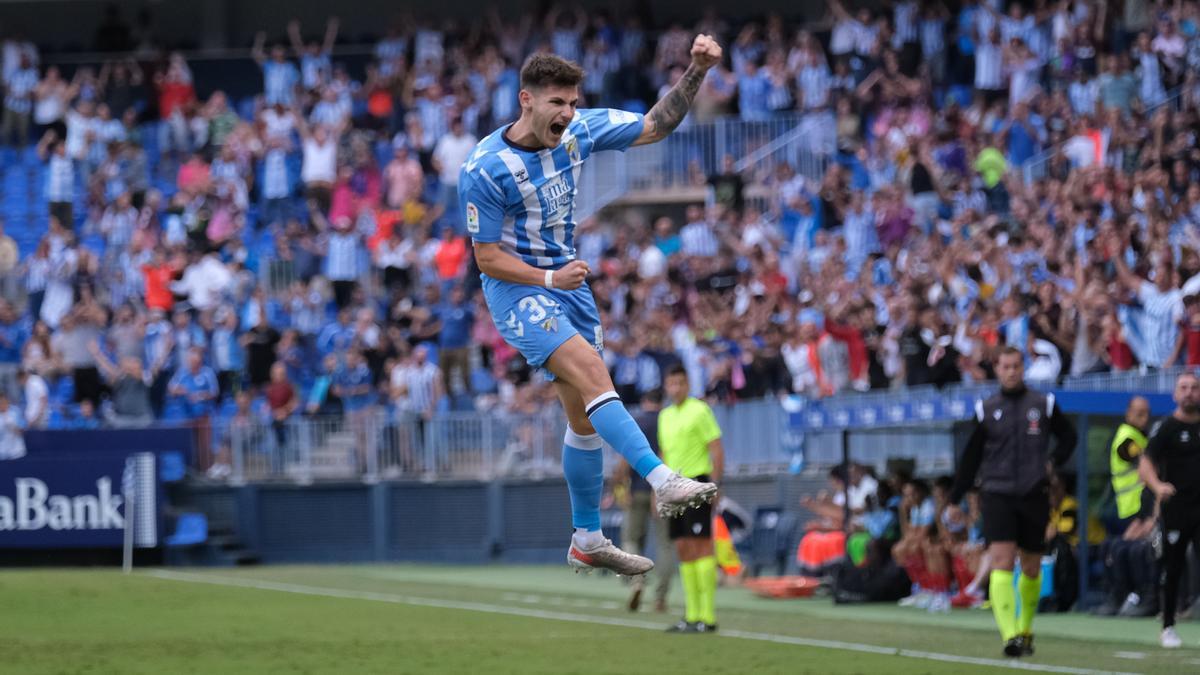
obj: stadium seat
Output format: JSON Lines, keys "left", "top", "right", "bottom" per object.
{"left": 166, "top": 513, "right": 208, "bottom": 547}
{"left": 159, "top": 451, "right": 187, "bottom": 483}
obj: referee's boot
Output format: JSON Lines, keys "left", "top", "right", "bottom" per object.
{"left": 666, "top": 619, "right": 698, "bottom": 633}
{"left": 1003, "top": 636, "right": 1025, "bottom": 658}
{"left": 654, "top": 473, "right": 718, "bottom": 518}
{"left": 1020, "top": 634, "right": 1035, "bottom": 657}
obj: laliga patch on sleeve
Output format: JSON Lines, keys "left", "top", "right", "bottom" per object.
{"left": 608, "top": 109, "right": 639, "bottom": 126}
{"left": 466, "top": 202, "right": 479, "bottom": 233}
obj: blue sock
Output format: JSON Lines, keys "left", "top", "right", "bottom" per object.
{"left": 562, "top": 428, "right": 603, "bottom": 532}
{"left": 585, "top": 392, "right": 664, "bottom": 479}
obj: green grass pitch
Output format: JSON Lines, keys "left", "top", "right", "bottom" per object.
{"left": 1, "top": 564, "right": 1198, "bottom": 674}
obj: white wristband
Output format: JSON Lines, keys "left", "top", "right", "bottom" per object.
{"left": 545, "top": 269, "right": 555, "bottom": 289}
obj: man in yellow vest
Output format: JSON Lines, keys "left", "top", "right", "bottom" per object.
{"left": 1111, "top": 397, "right": 1151, "bottom": 523}
{"left": 658, "top": 365, "right": 724, "bottom": 634}
{"left": 1093, "top": 396, "right": 1155, "bottom": 617}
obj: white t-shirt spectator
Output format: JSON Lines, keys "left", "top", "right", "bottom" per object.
{"left": 832, "top": 474, "right": 879, "bottom": 511}
{"left": 1007, "top": 56, "right": 1041, "bottom": 103}
{"left": 638, "top": 245, "right": 666, "bottom": 279}
{"left": 261, "top": 107, "right": 296, "bottom": 143}
{"left": 23, "top": 372, "right": 48, "bottom": 428}
{"left": 46, "top": 153, "right": 74, "bottom": 203}
{"left": 375, "top": 237, "right": 413, "bottom": 271}
{"left": 1063, "top": 133, "right": 1100, "bottom": 168}
{"left": 64, "top": 109, "right": 96, "bottom": 160}
{"left": 432, "top": 131, "right": 477, "bottom": 187}
{"left": 301, "top": 136, "right": 337, "bottom": 184}
{"left": 1025, "top": 339, "right": 1063, "bottom": 382}
{"left": 830, "top": 18, "right": 863, "bottom": 57}
{"left": 0, "top": 404, "right": 24, "bottom": 459}
{"left": 975, "top": 42, "right": 1004, "bottom": 90}
{"left": 171, "top": 254, "right": 234, "bottom": 311}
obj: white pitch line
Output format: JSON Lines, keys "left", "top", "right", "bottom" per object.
{"left": 143, "top": 570, "right": 1139, "bottom": 675}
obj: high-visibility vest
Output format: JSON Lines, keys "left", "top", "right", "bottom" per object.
{"left": 1110, "top": 423, "right": 1148, "bottom": 519}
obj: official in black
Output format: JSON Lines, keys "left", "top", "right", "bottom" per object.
{"left": 948, "top": 347, "right": 1078, "bottom": 658}
{"left": 1140, "top": 372, "right": 1200, "bottom": 649}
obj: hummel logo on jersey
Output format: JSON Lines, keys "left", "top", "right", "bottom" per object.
{"left": 1182, "top": 431, "right": 1191, "bottom": 443}
{"left": 465, "top": 149, "right": 485, "bottom": 173}
{"left": 513, "top": 168, "right": 529, "bottom": 183}
{"left": 993, "top": 410, "right": 1002, "bottom": 420}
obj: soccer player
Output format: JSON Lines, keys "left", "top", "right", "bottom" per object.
{"left": 458, "top": 36, "right": 724, "bottom": 576}
{"left": 1140, "top": 373, "right": 1200, "bottom": 649}
{"left": 947, "top": 347, "right": 1077, "bottom": 657}
{"left": 659, "top": 365, "right": 724, "bottom": 633}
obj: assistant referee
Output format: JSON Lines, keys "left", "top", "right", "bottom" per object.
{"left": 1140, "top": 372, "right": 1200, "bottom": 649}
{"left": 658, "top": 365, "right": 724, "bottom": 634}
{"left": 949, "top": 347, "right": 1077, "bottom": 658}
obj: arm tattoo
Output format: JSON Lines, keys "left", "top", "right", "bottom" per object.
{"left": 648, "top": 64, "right": 705, "bottom": 138}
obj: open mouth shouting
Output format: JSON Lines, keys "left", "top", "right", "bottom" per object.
{"left": 549, "top": 121, "right": 567, "bottom": 138}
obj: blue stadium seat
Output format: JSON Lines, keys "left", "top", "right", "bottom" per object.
{"left": 159, "top": 451, "right": 187, "bottom": 482}
{"left": 166, "top": 513, "right": 208, "bottom": 547}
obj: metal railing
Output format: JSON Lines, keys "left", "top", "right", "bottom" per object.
{"left": 186, "top": 367, "right": 1184, "bottom": 484}
{"left": 1021, "top": 86, "right": 1186, "bottom": 184}
{"left": 201, "top": 396, "right": 789, "bottom": 484}
{"left": 577, "top": 112, "right": 834, "bottom": 219}
{"left": 1060, "top": 366, "right": 1190, "bottom": 393}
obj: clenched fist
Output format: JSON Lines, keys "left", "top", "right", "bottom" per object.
{"left": 552, "top": 260, "right": 590, "bottom": 291}
{"left": 691, "top": 34, "right": 723, "bottom": 70}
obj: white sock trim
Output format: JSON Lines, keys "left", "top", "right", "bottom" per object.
{"left": 646, "top": 464, "right": 673, "bottom": 490}
{"left": 564, "top": 428, "right": 603, "bottom": 450}
{"left": 572, "top": 528, "right": 605, "bottom": 550}
{"left": 584, "top": 391, "right": 621, "bottom": 416}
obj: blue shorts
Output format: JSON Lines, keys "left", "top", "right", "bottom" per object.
{"left": 481, "top": 274, "right": 603, "bottom": 368}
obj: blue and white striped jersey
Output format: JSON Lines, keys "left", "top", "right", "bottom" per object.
{"left": 458, "top": 108, "right": 644, "bottom": 269}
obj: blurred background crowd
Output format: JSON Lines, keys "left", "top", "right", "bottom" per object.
{"left": 0, "top": 0, "right": 1194, "bottom": 449}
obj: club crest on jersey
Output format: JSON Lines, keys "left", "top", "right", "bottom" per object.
{"left": 993, "top": 410, "right": 1002, "bottom": 421}
{"left": 466, "top": 202, "right": 479, "bottom": 234}
{"left": 1182, "top": 431, "right": 1191, "bottom": 443}
{"left": 565, "top": 136, "right": 580, "bottom": 163}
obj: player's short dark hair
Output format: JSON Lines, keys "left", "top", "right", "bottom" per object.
{"left": 997, "top": 345, "right": 1023, "bottom": 362}
{"left": 520, "top": 53, "right": 585, "bottom": 90}
{"left": 665, "top": 364, "right": 688, "bottom": 380}
{"left": 642, "top": 388, "right": 663, "bottom": 405}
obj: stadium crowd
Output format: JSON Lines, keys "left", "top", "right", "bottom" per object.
{"left": 0, "top": 0, "right": 1194, "bottom": 462}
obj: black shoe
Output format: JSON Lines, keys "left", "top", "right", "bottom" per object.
{"left": 1003, "top": 637, "right": 1024, "bottom": 658}
{"left": 695, "top": 622, "right": 719, "bottom": 633}
{"left": 666, "top": 619, "right": 697, "bottom": 633}
{"left": 1021, "top": 634, "right": 1035, "bottom": 656}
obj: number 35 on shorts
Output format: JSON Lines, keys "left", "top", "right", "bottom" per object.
{"left": 505, "top": 294, "right": 561, "bottom": 337}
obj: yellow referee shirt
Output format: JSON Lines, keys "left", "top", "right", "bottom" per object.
{"left": 658, "top": 397, "right": 721, "bottom": 478}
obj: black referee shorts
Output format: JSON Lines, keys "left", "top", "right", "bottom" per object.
{"left": 981, "top": 488, "right": 1049, "bottom": 553}
{"left": 667, "top": 474, "right": 713, "bottom": 540}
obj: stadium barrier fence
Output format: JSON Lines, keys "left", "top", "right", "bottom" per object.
{"left": 184, "top": 368, "right": 1188, "bottom": 484}
{"left": 209, "top": 397, "right": 791, "bottom": 484}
